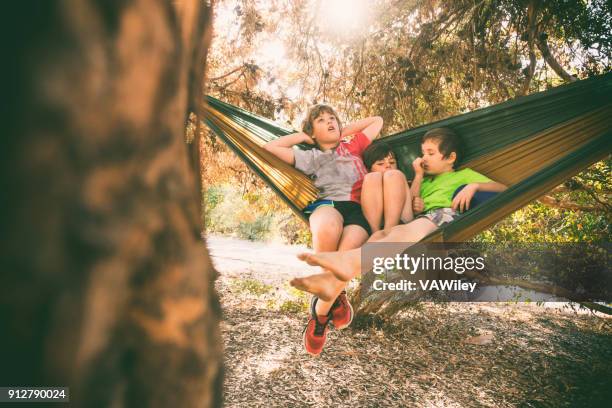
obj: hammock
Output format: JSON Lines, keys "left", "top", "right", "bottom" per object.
{"left": 203, "top": 73, "right": 612, "bottom": 242}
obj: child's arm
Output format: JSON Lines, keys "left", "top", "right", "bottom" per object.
{"left": 451, "top": 181, "right": 507, "bottom": 212}
{"left": 341, "top": 116, "right": 383, "bottom": 141}
{"left": 410, "top": 158, "right": 425, "bottom": 214}
{"left": 263, "top": 132, "right": 314, "bottom": 165}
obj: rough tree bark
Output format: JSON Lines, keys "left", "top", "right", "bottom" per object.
{"left": 0, "top": 1, "right": 222, "bottom": 407}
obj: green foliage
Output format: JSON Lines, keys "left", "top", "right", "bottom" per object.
{"left": 203, "top": 185, "right": 241, "bottom": 235}
{"left": 278, "top": 299, "right": 308, "bottom": 314}
{"left": 475, "top": 160, "right": 611, "bottom": 243}
{"left": 203, "top": 185, "right": 224, "bottom": 212}
{"left": 229, "top": 278, "right": 273, "bottom": 296}
{"left": 476, "top": 202, "right": 610, "bottom": 243}
{"left": 278, "top": 286, "right": 310, "bottom": 313}
{"left": 204, "top": 184, "right": 273, "bottom": 240}
{"left": 241, "top": 284, "right": 312, "bottom": 313}
{"left": 203, "top": 183, "right": 311, "bottom": 244}
{"left": 278, "top": 213, "right": 312, "bottom": 246}
{"left": 286, "top": 285, "right": 310, "bottom": 302}
{"left": 238, "top": 215, "right": 272, "bottom": 241}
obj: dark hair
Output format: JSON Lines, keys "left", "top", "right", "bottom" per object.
{"left": 301, "top": 104, "right": 342, "bottom": 137}
{"left": 422, "top": 127, "right": 462, "bottom": 168}
{"left": 362, "top": 142, "right": 395, "bottom": 171}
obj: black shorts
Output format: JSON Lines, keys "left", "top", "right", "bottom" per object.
{"left": 303, "top": 200, "right": 372, "bottom": 235}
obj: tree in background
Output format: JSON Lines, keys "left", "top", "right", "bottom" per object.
{"left": 202, "top": 0, "right": 610, "bottom": 242}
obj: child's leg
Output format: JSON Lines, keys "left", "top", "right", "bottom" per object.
{"left": 382, "top": 170, "right": 410, "bottom": 229}
{"left": 399, "top": 180, "right": 414, "bottom": 223}
{"left": 295, "top": 218, "right": 438, "bottom": 296}
{"left": 307, "top": 224, "right": 369, "bottom": 311}
{"left": 301, "top": 205, "right": 344, "bottom": 306}
{"left": 308, "top": 205, "right": 343, "bottom": 251}
{"left": 360, "top": 172, "right": 384, "bottom": 233}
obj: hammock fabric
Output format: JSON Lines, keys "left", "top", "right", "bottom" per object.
{"left": 203, "top": 73, "right": 612, "bottom": 242}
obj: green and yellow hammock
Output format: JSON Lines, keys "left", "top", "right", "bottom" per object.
{"left": 203, "top": 73, "right": 612, "bottom": 242}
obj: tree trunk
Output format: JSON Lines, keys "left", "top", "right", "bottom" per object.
{"left": 0, "top": 1, "right": 222, "bottom": 407}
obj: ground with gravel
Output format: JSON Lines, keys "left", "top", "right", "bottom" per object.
{"left": 208, "top": 235, "right": 612, "bottom": 407}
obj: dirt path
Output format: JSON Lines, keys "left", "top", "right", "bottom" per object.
{"left": 208, "top": 235, "right": 612, "bottom": 407}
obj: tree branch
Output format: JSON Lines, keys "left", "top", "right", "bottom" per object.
{"left": 344, "top": 42, "right": 365, "bottom": 113}
{"left": 520, "top": 1, "right": 538, "bottom": 95}
{"left": 538, "top": 195, "right": 602, "bottom": 212}
{"left": 545, "top": 179, "right": 612, "bottom": 212}
{"left": 536, "top": 33, "right": 577, "bottom": 83}
{"left": 209, "top": 65, "right": 247, "bottom": 82}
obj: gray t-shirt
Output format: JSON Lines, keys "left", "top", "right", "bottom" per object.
{"left": 293, "top": 132, "right": 371, "bottom": 203}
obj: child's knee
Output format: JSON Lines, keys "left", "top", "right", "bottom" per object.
{"left": 363, "top": 172, "right": 383, "bottom": 186}
{"left": 383, "top": 169, "right": 406, "bottom": 182}
{"left": 312, "top": 219, "right": 343, "bottom": 238}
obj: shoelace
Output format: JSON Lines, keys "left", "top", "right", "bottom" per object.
{"left": 313, "top": 317, "right": 328, "bottom": 336}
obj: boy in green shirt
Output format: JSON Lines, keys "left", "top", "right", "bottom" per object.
{"left": 291, "top": 127, "right": 507, "bottom": 301}
{"left": 409, "top": 127, "right": 504, "bottom": 228}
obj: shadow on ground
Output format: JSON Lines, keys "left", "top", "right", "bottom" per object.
{"left": 218, "top": 279, "right": 611, "bottom": 407}
{"left": 209, "top": 236, "right": 611, "bottom": 407}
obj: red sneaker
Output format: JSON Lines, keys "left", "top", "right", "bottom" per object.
{"left": 303, "top": 297, "right": 330, "bottom": 355}
{"left": 330, "top": 290, "right": 353, "bottom": 330}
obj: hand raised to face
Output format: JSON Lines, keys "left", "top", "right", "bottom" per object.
{"left": 412, "top": 157, "right": 425, "bottom": 176}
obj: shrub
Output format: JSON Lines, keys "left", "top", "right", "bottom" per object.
{"left": 203, "top": 183, "right": 312, "bottom": 244}
{"left": 237, "top": 214, "right": 273, "bottom": 241}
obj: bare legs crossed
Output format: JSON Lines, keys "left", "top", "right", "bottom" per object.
{"left": 292, "top": 218, "right": 438, "bottom": 299}
{"left": 294, "top": 206, "right": 369, "bottom": 309}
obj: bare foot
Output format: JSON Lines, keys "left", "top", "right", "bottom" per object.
{"left": 290, "top": 273, "right": 339, "bottom": 302}
{"left": 297, "top": 250, "right": 360, "bottom": 282}
{"left": 367, "top": 229, "right": 388, "bottom": 242}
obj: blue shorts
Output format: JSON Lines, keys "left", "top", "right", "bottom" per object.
{"left": 303, "top": 200, "right": 372, "bottom": 235}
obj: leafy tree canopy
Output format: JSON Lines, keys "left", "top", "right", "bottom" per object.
{"left": 200, "top": 0, "right": 610, "bottom": 242}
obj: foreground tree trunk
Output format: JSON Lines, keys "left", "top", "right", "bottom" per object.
{"left": 0, "top": 1, "right": 222, "bottom": 406}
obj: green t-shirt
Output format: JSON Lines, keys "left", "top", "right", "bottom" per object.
{"left": 420, "top": 168, "right": 492, "bottom": 212}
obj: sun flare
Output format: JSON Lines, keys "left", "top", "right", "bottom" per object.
{"left": 319, "top": 0, "right": 367, "bottom": 33}
{"left": 258, "top": 38, "right": 286, "bottom": 66}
